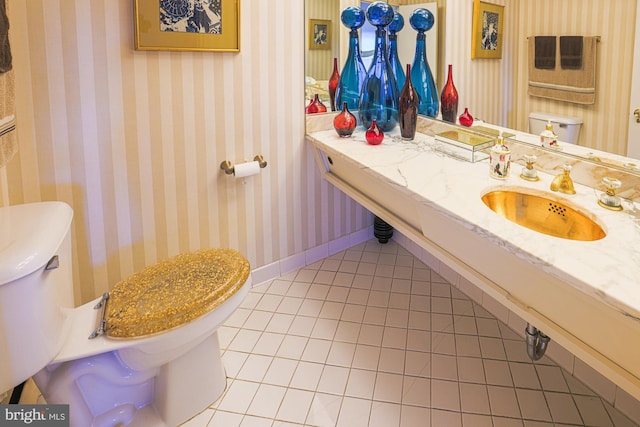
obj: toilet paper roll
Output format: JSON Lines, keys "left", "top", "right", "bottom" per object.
{"left": 233, "top": 160, "right": 261, "bottom": 178}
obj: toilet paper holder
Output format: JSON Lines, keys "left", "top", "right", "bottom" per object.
{"left": 220, "top": 155, "right": 268, "bottom": 175}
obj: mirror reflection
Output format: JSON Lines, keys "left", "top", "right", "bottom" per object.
{"left": 304, "top": 1, "right": 640, "bottom": 176}
{"left": 305, "top": 0, "right": 437, "bottom": 111}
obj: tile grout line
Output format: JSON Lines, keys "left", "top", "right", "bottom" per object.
{"left": 197, "top": 239, "right": 638, "bottom": 427}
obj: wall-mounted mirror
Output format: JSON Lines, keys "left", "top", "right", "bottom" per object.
{"left": 304, "top": 1, "right": 640, "bottom": 178}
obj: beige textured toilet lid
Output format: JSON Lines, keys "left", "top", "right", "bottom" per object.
{"left": 105, "top": 248, "right": 250, "bottom": 338}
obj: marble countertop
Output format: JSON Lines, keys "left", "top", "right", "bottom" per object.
{"left": 307, "top": 128, "right": 640, "bottom": 322}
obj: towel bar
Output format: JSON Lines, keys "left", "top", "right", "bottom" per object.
{"left": 526, "top": 36, "right": 600, "bottom": 42}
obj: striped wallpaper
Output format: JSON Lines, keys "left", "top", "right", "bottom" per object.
{"left": 1, "top": 0, "right": 369, "bottom": 304}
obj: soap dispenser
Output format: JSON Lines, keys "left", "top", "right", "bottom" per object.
{"left": 540, "top": 120, "right": 558, "bottom": 148}
{"left": 489, "top": 132, "right": 511, "bottom": 179}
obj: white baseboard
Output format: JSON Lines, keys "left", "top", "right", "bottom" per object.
{"left": 250, "top": 226, "right": 373, "bottom": 288}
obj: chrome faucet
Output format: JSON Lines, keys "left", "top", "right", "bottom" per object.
{"left": 550, "top": 164, "right": 576, "bottom": 195}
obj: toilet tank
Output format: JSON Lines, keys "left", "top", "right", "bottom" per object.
{"left": 0, "top": 201, "right": 74, "bottom": 393}
{"left": 528, "top": 112, "right": 583, "bottom": 145}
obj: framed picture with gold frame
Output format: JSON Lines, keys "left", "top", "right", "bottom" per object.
{"left": 134, "top": 0, "right": 240, "bottom": 52}
{"left": 471, "top": 0, "right": 504, "bottom": 59}
{"left": 309, "top": 19, "right": 331, "bottom": 50}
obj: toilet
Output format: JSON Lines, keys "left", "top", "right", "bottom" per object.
{"left": 0, "top": 201, "right": 251, "bottom": 427}
{"left": 528, "top": 112, "right": 583, "bottom": 145}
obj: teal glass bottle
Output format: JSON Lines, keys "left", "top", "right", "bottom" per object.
{"left": 409, "top": 8, "right": 438, "bottom": 118}
{"left": 358, "top": 2, "right": 399, "bottom": 131}
{"left": 388, "top": 12, "right": 406, "bottom": 91}
{"left": 335, "top": 6, "right": 367, "bottom": 111}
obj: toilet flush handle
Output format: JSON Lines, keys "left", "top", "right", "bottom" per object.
{"left": 45, "top": 255, "right": 59, "bottom": 270}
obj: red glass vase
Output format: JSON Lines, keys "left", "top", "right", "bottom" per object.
{"left": 440, "top": 64, "right": 458, "bottom": 123}
{"left": 398, "top": 63, "right": 418, "bottom": 140}
{"left": 333, "top": 102, "right": 357, "bottom": 137}
{"left": 328, "top": 57, "right": 340, "bottom": 111}
{"left": 365, "top": 119, "right": 384, "bottom": 145}
{"left": 305, "top": 94, "right": 327, "bottom": 114}
{"left": 459, "top": 107, "right": 474, "bottom": 127}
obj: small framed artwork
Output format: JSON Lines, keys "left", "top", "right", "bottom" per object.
{"left": 134, "top": 0, "right": 240, "bottom": 52}
{"left": 471, "top": 0, "right": 504, "bottom": 59}
{"left": 309, "top": 19, "right": 331, "bottom": 50}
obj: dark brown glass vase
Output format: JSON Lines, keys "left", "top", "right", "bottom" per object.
{"left": 398, "top": 64, "right": 418, "bottom": 140}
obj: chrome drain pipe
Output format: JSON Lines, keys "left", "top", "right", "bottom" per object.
{"left": 525, "top": 323, "right": 550, "bottom": 361}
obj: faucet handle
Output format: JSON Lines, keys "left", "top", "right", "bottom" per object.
{"left": 598, "top": 177, "right": 623, "bottom": 211}
{"left": 562, "top": 164, "right": 572, "bottom": 173}
{"left": 520, "top": 154, "right": 539, "bottom": 181}
{"left": 602, "top": 177, "right": 621, "bottom": 193}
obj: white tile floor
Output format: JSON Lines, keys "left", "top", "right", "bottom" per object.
{"left": 182, "top": 239, "right": 639, "bottom": 427}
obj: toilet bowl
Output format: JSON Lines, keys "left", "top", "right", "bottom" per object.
{"left": 0, "top": 201, "right": 251, "bottom": 427}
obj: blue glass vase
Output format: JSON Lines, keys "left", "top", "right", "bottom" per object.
{"left": 358, "top": 2, "right": 399, "bottom": 132}
{"left": 388, "top": 12, "right": 406, "bottom": 91}
{"left": 410, "top": 8, "right": 438, "bottom": 118}
{"left": 335, "top": 6, "right": 367, "bottom": 111}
